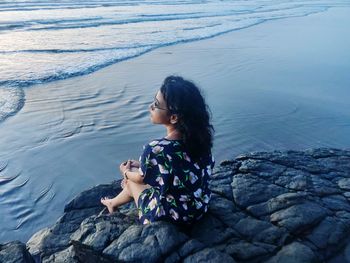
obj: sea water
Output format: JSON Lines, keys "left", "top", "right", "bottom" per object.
{"left": 1, "top": 0, "right": 349, "bottom": 122}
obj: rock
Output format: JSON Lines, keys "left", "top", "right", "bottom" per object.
{"left": 265, "top": 242, "right": 318, "bottom": 263}
{"left": 43, "top": 246, "right": 78, "bottom": 263}
{"left": 209, "top": 176, "right": 234, "bottom": 200}
{"left": 1, "top": 147, "right": 349, "bottom": 262}
{"left": 238, "top": 159, "right": 286, "bottom": 178}
{"left": 306, "top": 216, "right": 350, "bottom": 256}
{"left": 234, "top": 217, "right": 289, "bottom": 246}
{"left": 103, "top": 221, "right": 188, "bottom": 262}
{"left": 247, "top": 192, "right": 307, "bottom": 217}
{"left": 27, "top": 182, "right": 121, "bottom": 261}
{"left": 164, "top": 252, "right": 181, "bottom": 263}
{"left": 322, "top": 195, "right": 350, "bottom": 212}
{"left": 345, "top": 242, "right": 350, "bottom": 262}
{"left": 232, "top": 174, "right": 287, "bottom": 207}
{"left": 71, "top": 212, "right": 132, "bottom": 252}
{"left": 224, "top": 239, "right": 272, "bottom": 261}
{"left": 338, "top": 178, "right": 350, "bottom": 191}
{"left": 209, "top": 193, "right": 245, "bottom": 227}
{"left": 190, "top": 214, "right": 237, "bottom": 246}
{"left": 44, "top": 241, "right": 114, "bottom": 263}
{"left": 103, "top": 224, "right": 143, "bottom": 255}
{"left": 0, "top": 241, "right": 34, "bottom": 263}
{"left": 270, "top": 202, "right": 329, "bottom": 234}
{"left": 309, "top": 175, "right": 341, "bottom": 195}
{"left": 183, "top": 248, "right": 235, "bottom": 263}
{"left": 327, "top": 237, "right": 350, "bottom": 263}
{"left": 274, "top": 168, "right": 310, "bottom": 190}
{"left": 116, "top": 236, "right": 162, "bottom": 263}
{"left": 178, "top": 239, "right": 206, "bottom": 257}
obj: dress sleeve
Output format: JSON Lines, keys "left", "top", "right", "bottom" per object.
{"left": 139, "top": 143, "right": 155, "bottom": 185}
{"left": 139, "top": 141, "right": 172, "bottom": 191}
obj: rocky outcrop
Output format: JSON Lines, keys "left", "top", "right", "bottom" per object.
{"left": 0, "top": 241, "right": 34, "bottom": 263}
{"left": 1, "top": 148, "right": 350, "bottom": 262}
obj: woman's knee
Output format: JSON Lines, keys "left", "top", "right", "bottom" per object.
{"left": 127, "top": 181, "right": 149, "bottom": 197}
{"left": 126, "top": 180, "right": 139, "bottom": 195}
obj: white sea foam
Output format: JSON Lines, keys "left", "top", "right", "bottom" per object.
{"left": 0, "top": 88, "right": 24, "bottom": 122}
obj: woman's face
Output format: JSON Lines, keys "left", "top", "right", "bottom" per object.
{"left": 149, "top": 91, "right": 170, "bottom": 124}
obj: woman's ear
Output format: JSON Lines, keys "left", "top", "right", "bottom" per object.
{"left": 170, "top": 114, "right": 178, "bottom": 124}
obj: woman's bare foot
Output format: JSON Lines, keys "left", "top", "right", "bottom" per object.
{"left": 100, "top": 197, "right": 116, "bottom": 214}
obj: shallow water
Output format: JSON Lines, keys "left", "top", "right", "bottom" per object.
{"left": 0, "top": 3, "right": 350, "bottom": 242}
{"left": 1, "top": 0, "right": 349, "bottom": 121}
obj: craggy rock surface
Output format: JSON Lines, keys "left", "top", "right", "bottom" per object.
{"left": 2, "top": 148, "right": 350, "bottom": 262}
{"left": 0, "top": 241, "right": 34, "bottom": 263}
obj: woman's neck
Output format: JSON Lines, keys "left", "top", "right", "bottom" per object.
{"left": 165, "top": 126, "right": 182, "bottom": 140}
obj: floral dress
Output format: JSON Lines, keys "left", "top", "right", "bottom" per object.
{"left": 137, "top": 138, "right": 214, "bottom": 225}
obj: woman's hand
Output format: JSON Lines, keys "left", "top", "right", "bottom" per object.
{"left": 130, "top": 160, "right": 140, "bottom": 168}
{"left": 120, "top": 160, "right": 131, "bottom": 179}
{"left": 119, "top": 160, "right": 144, "bottom": 184}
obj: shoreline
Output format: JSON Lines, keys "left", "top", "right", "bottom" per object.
{"left": 0, "top": 7, "right": 350, "bottom": 243}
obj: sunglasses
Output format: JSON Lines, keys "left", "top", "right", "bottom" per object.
{"left": 150, "top": 97, "right": 168, "bottom": 111}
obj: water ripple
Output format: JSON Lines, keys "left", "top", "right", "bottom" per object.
{"left": 0, "top": 173, "right": 20, "bottom": 184}
{"left": 0, "top": 160, "right": 8, "bottom": 172}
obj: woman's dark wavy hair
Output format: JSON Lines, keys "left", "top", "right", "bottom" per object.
{"left": 160, "top": 75, "right": 214, "bottom": 161}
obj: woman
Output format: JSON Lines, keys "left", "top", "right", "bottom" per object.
{"left": 101, "top": 75, "right": 214, "bottom": 225}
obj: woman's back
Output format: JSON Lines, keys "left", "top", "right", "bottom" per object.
{"left": 138, "top": 138, "right": 214, "bottom": 224}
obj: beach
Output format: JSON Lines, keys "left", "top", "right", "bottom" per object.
{"left": 0, "top": 6, "right": 350, "bottom": 243}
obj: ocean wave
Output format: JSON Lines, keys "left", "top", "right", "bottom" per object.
{"left": 0, "top": 44, "right": 156, "bottom": 54}
{"left": 30, "top": 17, "right": 103, "bottom": 25}
{"left": 0, "top": 5, "right": 331, "bottom": 91}
{"left": 0, "top": 17, "right": 103, "bottom": 32}
{"left": 183, "top": 22, "right": 222, "bottom": 31}
{"left": 0, "top": 1, "right": 140, "bottom": 12}
{"left": 0, "top": 19, "right": 262, "bottom": 96}
{"left": 0, "top": 5, "right": 304, "bottom": 32}
{"left": 0, "top": 17, "right": 266, "bottom": 90}
{"left": 0, "top": 0, "right": 348, "bottom": 125}
{"left": 0, "top": 0, "right": 190, "bottom": 13}
{"left": 139, "top": 12, "right": 202, "bottom": 17}
{"left": 0, "top": 46, "right": 155, "bottom": 89}
{"left": 26, "top": 13, "right": 238, "bottom": 31}
{"left": 0, "top": 23, "right": 26, "bottom": 31}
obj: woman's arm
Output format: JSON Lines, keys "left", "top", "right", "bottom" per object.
{"left": 120, "top": 161, "right": 144, "bottom": 184}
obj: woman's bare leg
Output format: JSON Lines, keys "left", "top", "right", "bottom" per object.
{"left": 126, "top": 180, "right": 151, "bottom": 207}
{"left": 101, "top": 180, "right": 150, "bottom": 213}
